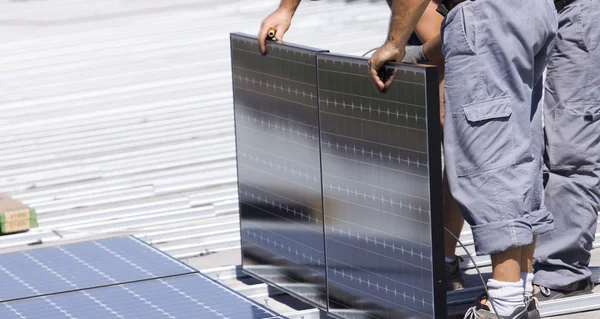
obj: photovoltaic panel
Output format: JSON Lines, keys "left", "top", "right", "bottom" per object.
{"left": 230, "top": 33, "right": 329, "bottom": 308}
{"left": 316, "top": 53, "right": 445, "bottom": 319}
{"left": 0, "top": 236, "right": 195, "bottom": 302}
{"left": 0, "top": 273, "right": 283, "bottom": 319}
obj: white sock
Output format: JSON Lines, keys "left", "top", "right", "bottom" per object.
{"left": 486, "top": 279, "right": 525, "bottom": 316}
{"left": 445, "top": 256, "right": 456, "bottom": 263}
{"left": 521, "top": 272, "right": 534, "bottom": 297}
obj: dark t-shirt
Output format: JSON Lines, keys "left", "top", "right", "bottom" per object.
{"left": 407, "top": 32, "right": 422, "bottom": 46}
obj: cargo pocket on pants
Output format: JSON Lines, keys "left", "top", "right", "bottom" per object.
{"left": 452, "top": 96, "right": 515, "bottom": 176}
{"left": 550, "top": 102, "right": 600, "bottom": 168}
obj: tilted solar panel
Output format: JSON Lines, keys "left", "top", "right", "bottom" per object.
{"left": 0, "top": 236, "right": 195, "bottom": 302}
{"left": 316, "top": 53, "right": 446, "bottom": 319}
{"left": 230, "top": 33, "right": 329, "bottom": 308}
{"left": 0, "top": 273, "right": 283, "bottom": 319}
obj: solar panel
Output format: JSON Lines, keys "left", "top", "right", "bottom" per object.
{"left": 0, "top": 236, "right": 195, "bottom": 302}
{"left": 0, "top": 273, "right": 283, "bottom": 319}
{"left": 230, "top": 33, "right": 329, "bottom": 308}
{"left": 316, "top": 53, "right": 446, "bottom": 319}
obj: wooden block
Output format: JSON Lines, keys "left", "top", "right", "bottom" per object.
{"left": 0, "top": 208, "right": 31, "bottom": 222}
{"left": 0, "top": 194, "right": 31, "bottom": 219}
{"left": 0, "top": 195, "right": 38, "bottom": 233}
{"left": 1, "top": 219, "right": 31, "bottom": 234}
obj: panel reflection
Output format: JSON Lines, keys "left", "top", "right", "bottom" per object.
{"left": 231, "top": 34, "right": 328, "bottom": 308}
{"left": 318, "top": 54, "right": 438, "bottom": 319}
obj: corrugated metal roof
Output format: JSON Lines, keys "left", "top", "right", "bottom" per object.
{"left": 0, "top": 0, "right": 386, "bottom": 316}
{"left": 0, "top": 0, "right": 389, "bottom": 253}
{"left": 0, "top": 1, "right": 597, "bottom": 318}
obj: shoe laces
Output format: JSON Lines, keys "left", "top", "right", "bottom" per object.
{"left": 526, "top": 295, "right": 541, "bottom": 309}
{"left": 532, "top": 296, "right": 540, "bottom": 308}
{"left": 463, "top": 305, "right": 479, "bottom": 319}
{"left": 463, "top": 295, "right": 490, "bottom": 319}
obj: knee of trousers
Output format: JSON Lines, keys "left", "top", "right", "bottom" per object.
{"left": 525, "top": 206, "right": 555, "bottom": 236}
{"left": 445, "top": 162, "right": 546, "bottom": 255}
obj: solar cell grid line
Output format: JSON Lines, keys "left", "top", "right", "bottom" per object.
{"left": 0, "top": 236, "right": 196, "bottom": 302}
{"left": 316, "top": 53, "right": 445, "bottom": 319}
{"left": 0, "top": 273, "right": 284, "bottom": 319}
{"left": 230, "top": 32, "right": 329, "bottom": 309}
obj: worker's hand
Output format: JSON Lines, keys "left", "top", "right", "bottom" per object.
{"left": 368, "top": 41, "right": 405, "bottom": 92}
{"left": 258, "top": 8, "right": 294, "bottom": 55}
{"left": 402, "top": 45, "right": 429, "bottom": 64}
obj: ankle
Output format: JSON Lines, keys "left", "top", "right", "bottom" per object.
{"left": 445, "top": 256, "right": 457, "bottom": 263}
{"left": 520, "top": 272, "right": 534, "bottom": 297}
{"left": 487, "top": 279, "right": 525, "bottom": 316}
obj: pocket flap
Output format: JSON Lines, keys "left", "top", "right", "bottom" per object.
{"left": 462, "top": 97, "right": 512, "bottom": 122}
{"left": 566, "top": 102, "right": 600, "bottom": 121}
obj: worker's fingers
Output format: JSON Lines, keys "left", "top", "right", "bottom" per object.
{"left": 368, "top": 57, "right": 385, "bottom": 91}
{"left": 275, "top": 28, "right": 285, "bottom": 44}
{"left": 258, "top": 24, "right": 269, "bottom": 55}
{"left": 383, "top": 69, "right": 398, "bottom": 91}
{"left": 368, "top": 64, "right": 385, "bottom": 92}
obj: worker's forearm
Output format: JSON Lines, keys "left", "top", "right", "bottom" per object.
{"left": 423, "top": 33, "right": 443, "bottom": 61}
{"left": 279, "top": 0, "right": 301, "bottom": 15}
{"left": 387, "top": 0, "right": 431, "bottom": 47}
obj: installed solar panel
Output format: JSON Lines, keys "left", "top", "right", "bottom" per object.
{"left": 316, "top": 53, "right": 445, "bottom": 319}
{"left": 0, "top": 236, "right": 195, "bottom": 302}
{"left": 0, "top": 273, "right": 283, "bottom": 319}
{"left": 231, "top": 33, "right": 329, "bottom": 308}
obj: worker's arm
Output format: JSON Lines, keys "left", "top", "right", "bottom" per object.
{"left": 414, "top": 1, "right": 443, "bottom": 43}
{"left": 258, "top": 0, "right": 302, "bottom": 54}
{"left": 368, "top": 0, "right": 431, "bottom": 90}
{"left": 386, "top": 0, "right": 439, "bottom": 43}
{"left": 403, "top": 34, "right": 443, "bottom": 63}
{"left": 402, "top": 1, "right": 444, "bottom": 64}
{"left": 422, "top": 33, "right": 443, "bottom": 61}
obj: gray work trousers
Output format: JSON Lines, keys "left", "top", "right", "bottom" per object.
{"left": 441, "top": 0, "right": 558, "bottom": 255}
{"left": 533, "top": 0, "right": 600, "bottom": 289}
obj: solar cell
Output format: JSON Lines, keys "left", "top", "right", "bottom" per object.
{"left": 0, "top": 236, "right": 195, "bottom": 302}
{"left": 0, "top": 273, "right": 282, "bottom": 319}
{"left": 316, "top": 53, "right": 445, "bottom": 319}
{"left": 230, "top": 33, "right": 329, "bottom": 308}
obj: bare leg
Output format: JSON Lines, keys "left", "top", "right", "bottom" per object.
{"left": 521, "top": 237, "right": 536, "bottom": 273}
{"left": 491, "top": 247, "right": 522, "bottom": 282}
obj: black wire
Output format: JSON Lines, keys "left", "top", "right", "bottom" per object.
{"left": 361, "top": 47, "right": 378, "bottom": 57}
{"left": 444, "top": 227, "right": 501, "bottom": 319}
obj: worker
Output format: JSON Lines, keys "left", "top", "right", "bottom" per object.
{"left": 532, "top": 0, "right": 600, "bottom": 301}
{"left": 369, "top": 0, "right": 557, "bottom": 318}
{"left": 257, "top": 0, "right": 467, "bottom": 291}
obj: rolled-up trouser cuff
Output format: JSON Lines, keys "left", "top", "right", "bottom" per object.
{"left": 527, "top": 207, "right": 555, "bottom": 236}
{"left": 471, "top": 218, "right": 533, "bottom": 255}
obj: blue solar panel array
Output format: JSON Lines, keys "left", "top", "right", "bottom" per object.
{"left": 0, "top": 274, "right": 282, "bottom": 319}
{"left": 0, "top": 236, "right": 195, "bottom": 302}
{"left": 0, "top": 236, "right": 285, "bottom": 319}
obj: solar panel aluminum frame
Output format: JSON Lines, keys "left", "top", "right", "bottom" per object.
{"left": 315, "top": 52, "right": 446, "bottom": 319}
{"left": 230, "top": 32, "right": 330, "bottom": 310}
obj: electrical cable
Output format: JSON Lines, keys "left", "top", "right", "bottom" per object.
{"left": 362, "top": 47, "right": 378, "bottom": 57}
{"left": 445, "top": 227, "right": 501, "bottom": 319}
